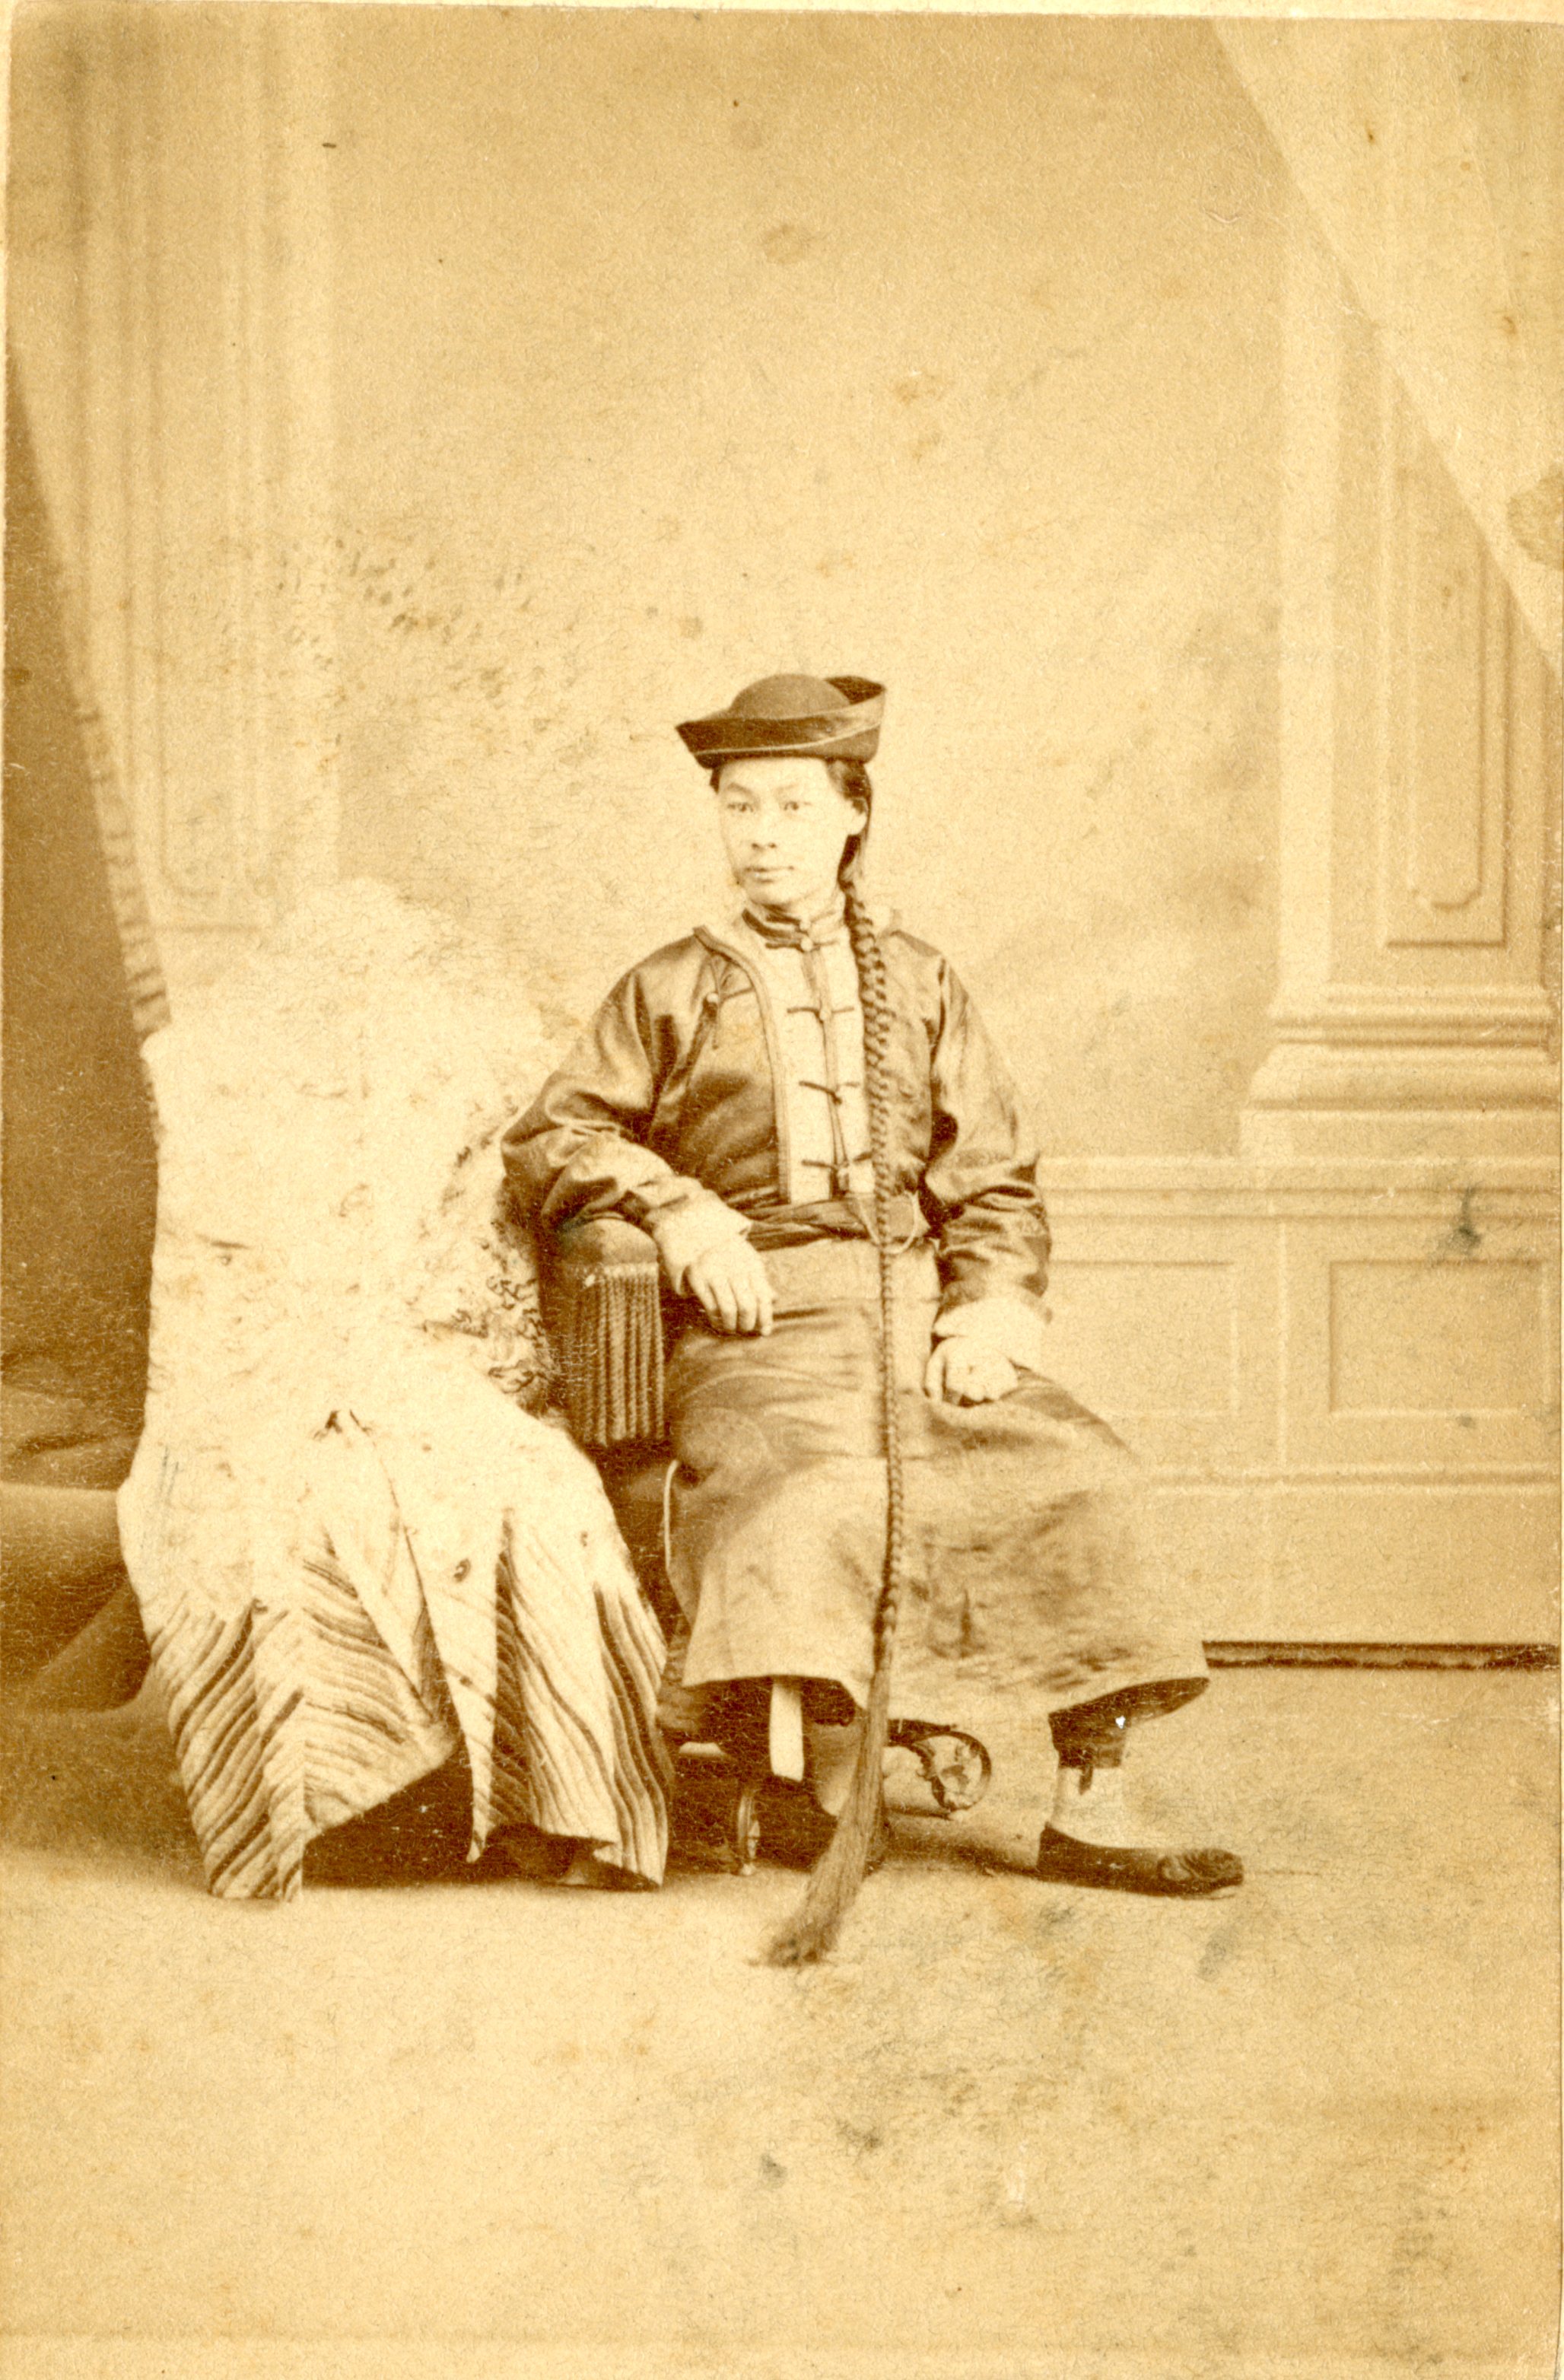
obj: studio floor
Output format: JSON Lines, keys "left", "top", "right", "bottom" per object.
{"left": 0, "top": 1668, "right": 1557, "bottom": 2380}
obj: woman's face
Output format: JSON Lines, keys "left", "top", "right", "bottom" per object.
{"left": 714, "top": 757, "right": 866, "bottom": 918}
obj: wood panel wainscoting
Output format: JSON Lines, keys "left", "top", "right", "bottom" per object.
{"left": 1042, "top": 1160, "right": 1559, "bottom": 1652}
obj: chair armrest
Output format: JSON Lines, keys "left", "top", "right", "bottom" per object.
{"left": 550, "top": 1215, "right": 663, "bottom": 1276}
{"left": 538, "top": 1217, "right": 666, "bottom": 1449}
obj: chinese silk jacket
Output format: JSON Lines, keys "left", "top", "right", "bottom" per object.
{"left": 502, "top": 911, "right": 1051, "bottom": 1338}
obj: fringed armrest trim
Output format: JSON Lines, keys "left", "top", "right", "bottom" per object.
{"left": 539, "top": 1217, "right": 666, "bottom": 1449}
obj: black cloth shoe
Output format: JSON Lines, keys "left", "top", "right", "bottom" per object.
{"left": 1035, "top": 1825, "right": 1243, "bottom": 1896}
{"left": 758, "top": 1778, "right": 891, "bottom": 1874}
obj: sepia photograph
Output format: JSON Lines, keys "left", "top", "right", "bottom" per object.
{"left": 2, "top": 4, "right": 1559, "bottom": 2375}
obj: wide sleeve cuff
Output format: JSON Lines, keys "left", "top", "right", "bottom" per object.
{"left": 641, "top": 1190, "right": 753, "bottom": 1295}
{"left": 932, "top": 1292, "right": 1045, "bottom": 1375}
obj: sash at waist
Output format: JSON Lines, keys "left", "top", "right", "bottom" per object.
{"left": 742, "top": 1195, "right": 929, "bottom": 1252}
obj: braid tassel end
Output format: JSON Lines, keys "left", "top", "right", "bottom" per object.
{"left": 764, "top": 1650, "right": 893, "bottom": 1965}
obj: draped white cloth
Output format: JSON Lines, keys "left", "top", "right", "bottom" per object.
{"left": 117, "top": 883, "right": 668, "bottom": 1898}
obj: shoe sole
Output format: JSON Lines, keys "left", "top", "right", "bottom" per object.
{"left": 1035, "top": 1827, "right": 1244, "bottom": 1897}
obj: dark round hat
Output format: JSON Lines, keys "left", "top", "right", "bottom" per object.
{"left": 676, "top": 673, "right": 885, "bottom": 768}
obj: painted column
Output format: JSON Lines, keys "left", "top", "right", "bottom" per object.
{"left": 1240, "top": 184, "right": 1559, "bottom": 1161}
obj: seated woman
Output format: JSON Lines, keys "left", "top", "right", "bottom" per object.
{"left": 504, "top": 675, "right": 1241, "bottom": 1898}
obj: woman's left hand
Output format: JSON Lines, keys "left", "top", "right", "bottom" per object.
{"left": 923, "top": 1342, "right": 1019, "bottom": 1405}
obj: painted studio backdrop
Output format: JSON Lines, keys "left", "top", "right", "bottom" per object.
{"left": 6, "top": 8, "right": 1560, "bottom": 1649}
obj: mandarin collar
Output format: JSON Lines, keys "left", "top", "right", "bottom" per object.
{"left": 739, "top": 896, "right": 848, "bottom": 950}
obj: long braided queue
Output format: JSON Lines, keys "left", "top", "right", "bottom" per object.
{"left": 765, "top": 874, "right": 908, "bottom": 1966}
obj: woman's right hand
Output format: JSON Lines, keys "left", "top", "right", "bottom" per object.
{"left": 684, "top": 1240, "right": 775, "bottom": 1335}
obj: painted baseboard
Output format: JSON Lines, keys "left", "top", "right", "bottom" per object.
{"left": 1205, "top": 1639, "right": 1558, "bottom": 1670}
